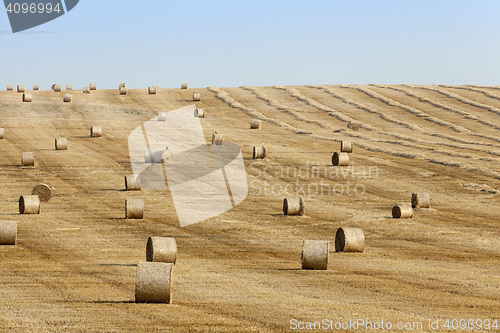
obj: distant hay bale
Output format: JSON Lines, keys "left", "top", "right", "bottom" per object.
{"left": 146, "top": 237, "right": 177, "bottom": 264}
{"left": 63, "top": 94, "right": 73, "bottom": 103}
{"left": 193, "top": 93, "right": 201, "bottom": 101}
{"left": 31, "top": 183, "right": 52, "bottom": 202}
{"left": 341, "top": 140, "right": 353, "bottom": 153}
{"left": 33, "top": 84, "right": 39, "bottom": 91}
{"left": 119, "top": 83, "right": 126, "bottom": 88}
{"left": 158, "top": 113, "right": 167, "bottom": 121}
{"left": 91, "top": 127, "right": 102, "bottom": 138}
{"left": 253, "top": 146, "right": 266, "bottom": 159}
{"left": 212, "top": 132, "right": 223, "bottom": 145}
{"left": 0, "top": 128, "right": 4, "bottom": 139}
{"left": 66, "top": 85, "right": 72, "bottom": 90}
{"left": 160, "top": 150, "right": 174, "bottom": 164}
{"left": 120, "top": 87, "right": 128, "bottom": 95}
{"left": 335, "top": 228, "right": 364, "bottom": 253}
{"left": 54, "top": 85, "right": 61, "bottom": 92}
{"left": 148, "top": 86, "right": 157, "bottom": 94}
{"left": 411, "top": 192, "right": 430, "bottom": 208}
{"left": 332, "top": 152, "right": 349, "bottom": 166}
{"left": 19, "top": 195, "right": 40, "bottom": 214}
{"left": 21, "top": 152, "right": 34, "bottom": 166}
{"left": 302, "top": 240, "right": 329, "bottom": 270}
{"left": 90, "top": 83, "right": 96, "bottom": 90}
{"left": 283, "top": 197, "right": 304, "bottom": 216}
{"left": 126, "top": 199, "right": 144, "bottom": 219}
{"left": 17, "top": 85, "right": 25, "bottom": 93}
{"left": 0, "top": 221, "right": 17, "bottom": 245}
{"left": 55, "top": 138, "right": 68, "bottom": 150}
{"left": 7, "top": 85, "right": 13, "bottom": 91}
{"left": 181, "top": 83, "right": 188, "bottom": 89}
{"left": 347, "top": 122, "right": 360, "bottom": 131}
{"left": 250, "top": 119, "right": 262, "bottom": 129}
{"left": 194, "top": 108, "right": 205, "bottom": 118}
{"left": 125, "top": 174, "right": 141, "bottom": 191}
{"left": 392, "top": 204, "right": 413, "bottom": 219}
{"left": 83, "top": 87, "right": 91, "bottom": 94}
{"left": 51, "top": 84, "right": 56, "bottom": 90}
{"left": 22, "top": 93, "right": 32, "bottom": 102}
{"left": 135, "top": 262, "right": 174, "bottom": 303}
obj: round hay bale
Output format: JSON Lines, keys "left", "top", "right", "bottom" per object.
{"left": 0, "top": 221, "right": 17, "bottom": 245}
{"left": 252, "top": 146, "right": 266, "bottom": 159}
{"left": 91, "top": 127, "right": 102, "bottom": 138}
{"left": 332, "top": 152, "right": 349, "bottom": 166}
{"left": 19, "top": 195, "right": 40, "bottom": 214}
{"left": 22, "top": 93, "right": 32, "bottom": 102}
{"left": 283, "top": 197, "right": 304, "bottom": 216}
{"left": 126, "top": 199, "right": 144, "bottom": 219}
{"left": 120, "top": 87, "right": 128, "bottom": 95}
{"left": 51, "top": 84, "right": 57, "bottom": 90}
{"left": 160, "top": 150, "right": 174, "bottom": 164}
{"left": 7, "top": 85, "right": 13, "bottom": 91}
{"left": 411, "top": 192, "right": 430, "bottom": 208}
{"left": 148, "top": 86, "right": 157, "bottom": 94}
{"left": 135, "top": 262, "right": 173, "bottom": 303}
{"left": 302, "top": 240, "right": 329, "bottom": 270}
{"left": 17, "top": 85, "right": 25, "bottom": 93}
{"left": 21, "top": 152, "right": 34, "bottom": 166}
{"left": 66, "top": 85, "right": 72, "bottom": 90}
{"left": 250, "top": 119, "right": 262, "bottom": 129}
{"left": 193, "top": 93, "right": 201, "bottom": 101}
{"left": 146, "top": 237, "right": 177, "bottom": 264}
{"left": 212, "top": 132, "right": 223, "bottom": 145}
{"left": 158, "top": 113, "right": 167, "bottom": 121}
{"left": 0, "top": 128, "right": 4, "bottom": 139}
{"left": 55, "top": 138, "right": 68, "bottom": 150}
{"left": 392, "top": 204, "right": 413, "bottom": 219}
{"left": 90, "top": 83, "right": 96, "bottom": 90}
{"left": 63, "top": 94, "right": 73, "bottom": 103}
{"left": 125, "top": 174, "right": 141, "bottom": 191}
{"left": 347, "top": 122, "right": 360, "bottom": 131}
{"left": 194, "top": 108, "right": 205, "bottom": 118}
{"left": 181, "top": 83, "right": 188, "bottom": 89}
{"left": 31, "top": 183, "right": 52, "bottom": 202}
{"left": 83, "top": 87, "right": 91, "bottom": 94}
{"left": 340, "top": 140, "right": 353, "bottom": 153}
{"left": 54, "top": 85, "right": 62, "bottom": 92}
{"left": 119, "top": 83, "right": 126, "bottom": 88}
{"left": 33, "top": 84, "right": 39, "bottom": 91}
{"left": 335, "top": 228, "right": 364, "bottom": 253}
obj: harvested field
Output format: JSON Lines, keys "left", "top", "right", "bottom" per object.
{"left": 0, "top": 85, "right": 499, "bottom": 332}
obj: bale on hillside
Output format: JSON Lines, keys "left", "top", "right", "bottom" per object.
{"left": 283, "top": 197, "right": 304, "bottom": 216}
{"left": 146, "top": 237, "right": 177, "bottom": 264}
{"left": 332, "top": 152, "right": 349, "bottom": 166}
{"left": 253, "top": 146, "right": 266, "bottom": 159}
{"left": 125, "top": 174, "right": 141, "bottom": 191}
{"left": 302, "top": 240, "right": 329, "bottom": 270}
{"left": 212, "top": 132, "right": 223, "bottom": 145}
{"left": 158, "top": 113, "right": 167, "bottom": 121}
{"left": 0, "top": 221, "right": 17, "bottom": 245}
{"left": 66, "top": 85, "right": 72, "bottom": 90}
{"left": 54, "top": 85, "right": 61, "bottom": 92}
{"left": 181, "top": 83, "right": 188, "bottom": 89}
{"left": 250, "top": 119, "right": 262, "bottom": 129}
{"left": 55, "top": 138, "right": 68, "bottom": 150}
{"left": 17, "top": 85, "right": 25, "bottom": 93}
{"left": 120, "top": 87, "right": 128, "bottom": 95}
{"left": 6, "top": 85, "right": 13, "bottom": 91}
{"left": 63, "top": 94, "right": 73, "bottom": 103}
{"left": 19, "top": 195, "right": 40, "bottom": 214}
{"left": 31, "top": 183, "right": 52, "bottom": 202}
{"left": 335, "top": 228, "right": 364, "bottom": 252}
{"left": 347, "top": 122, "right": 359, "bottom": 131}
{"left": 22, "top": 93, "right": 32, "bottom": 102}
{"left": 83, "top": 87, "right": 91, "bottom": 94}
{"left": 51, "top": 84, "right": 57, "bottom": 90}
{"left": 411, "top": 192, "right": 430, "bottom": 208}
{"left": 135, "top": 262, "right": 174, "bottom": 303}
{"left": 148, "top": 86, "right": 157, "bottom": 94}
{"left": 193, "top": 93, "right": 201, "bottom": 101}
{"left": 33, "top": 84, "right": 39, "bottom": 91}
{"left": 91, "top": 127, "right": 102, "bottom": 138}
{"left": 0, "top": 128, "right": 4, "bottom": 139}
{"left": 21, "top": 152, "right": 34, "bottom": 166}
{"left": 194, "top": 108, "right": 205, "bottom": 118}
{"left": 90, "top": 83, "right": 96, "bottom": 90}
{"left": 126, "top": 199, "right": 144, "bottom": 219}
{"left": 392, "top": 204, "right": 413, "bottom": 219}
{"left": 119, "top": 83, "right": 126, "bottom": 88}
{"left": 341, "top": 140, "right": 353, "bottom": 153}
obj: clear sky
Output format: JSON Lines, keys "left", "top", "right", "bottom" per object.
{"left": 1, "top": 0, "right": 499, "bottom": 89}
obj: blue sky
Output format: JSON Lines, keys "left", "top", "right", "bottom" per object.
{"left": 1, "top": 0, "right": 499, "bottom": 89}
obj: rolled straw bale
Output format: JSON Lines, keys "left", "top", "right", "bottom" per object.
{"left": 332, "top": 152, "right": 349, "bottom": 166}
{"left": 17, "top": 85, "right": 25, "bottom": 93}
{"left": 347, "top": 122, "right": 359, "bottom": 131}
{"left": 181, "top": 83, "right": 188, "bottom": 89}
{"left": 148, "top": 86, "right": 157, "bottom": 94}
{"left": 83, "top": 87, "right": 91, "bottom": 94}
{"left": 335, "top": 228, "right": 364, "bottom": 253}
{"left": 120, "top": 87, "right": 128, "bottom": 95}
{"left": 212, "top": 132, "right": 223, "bottom": 145}
{"left": 161, "top": 150, "right": 174, "bottom": 164}
{"left": 22, "top": 93, "right": 32, "bottom": 102}
{"left": 66, "top": 85, "right": 72, "bottom": 90}
{"left": 135, "top": 262, "right": 173, "bottom": 303}
{"left": 193, "top": 93, "right": 201, "bottom": 101}
{"left": 125, "top": 174, "right": 141, "bottom": 191}
{"left": 302, "top": 240, "right": 329, "bottom": 270}
{"left": 126, "top": 199, "right": 144, "bottom": 219}
{"left": 340, "top": 140, "right": 353, "bottom": 153}
{"left": 54, "top": 85, "right": 61, "bottom": 92}
{"left": 158, "top": 113, "right": 166, "bottom": 121}
{"left": 91, "top": 127, "right": 102, "bottom": 138}
{"left": 0, "top": 221, "right": 17, "bottom": 245}
{"left": 392, "top": 204, "right": 413, "bottom": 219}
{"left": 63, "top": 94, "right": 73, "bottom": 102}
{"left": 250, "top": 119, "right": 262, "bottom": 129}
{"left": 51, "top": 84, "right": 56, "bottom": 90}
{"left": 31, "top": 183, "right": 52, "bottom": 202}
{"left": 411, "top": 192, "right": 430, "bottom": 209}
{"left": 253, "top": 146, "right": 266, "bottom": 159}
{"left": 21, "top": 152, "right": 34, "bottom": 166}
{"left": 90, "top": 83, "right": 96, "bottom": 90}
{"left": 55, "top": 138, "right": 68, "bottom": 150}
{"left": 146, "top": 237, "right": 177, "bottom": 264}
{"left": 194, "top": 108, "right": 205, "bottom": 118}
{"left": 7, "top": 85, "right": 13, "bottom": 91}
{"left": 19, "top": 195, "right": 40, "bottom": 214}
{"left": 119, "top": 83, "right": 126, "bottom": 88}
{"left": 0, "top": 128, "right": 4, "bottom": 139}
{"left": 33, "top": 84, "right": 39, "bottom": 91}
{"left": 283, "top": 197, "right": 304, "bottom": 216}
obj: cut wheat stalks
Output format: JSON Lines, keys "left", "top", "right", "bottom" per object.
{"left": 181, "top": 83, "right": 188, "bottom": 89}
{"left": 21, "top": 152, "right": 34, "bottom": 166}
{"left": 411, "top": 192, "right": 430, "bottom": 208}
{"left": 31, "top": 183, "right": 52, "bottom": 202}
{"left": 55, "top": 138, "right": 68, "bottom": 150}
{"left": 341, "top": 140, "right": 353, "bottom": 153}
{"left": 392, "top": 204, "right": 413, "bottom": 218}
{"left": 0, "top": 221, "right": 17, "bottom": 245}
{"left": 194, "top": 108, "right": 205, "bottom": 118}
{"left": 332, "top": 152, "right": 349, "bottom": 166}
{"left": 135, "top": 262, "right": 174, "bottom": 303}
{"left": 253, "top": 146, "right": 266, "bottom": 159}
{"left": 283, "top": 197, "right": 304, "bottom": 216}
{"left": 125, "top": 174, "right": 141, "bottom": 191}
{"left": 302, "top": 240, "right": 329, "bottom": 270}
{"left": 212, "top": 132, "right": 223, "bottom": 145}
{"left": 22, "top": 93, "right": 32, "bottom": 102}
{"left": 63, "top": 94, "right": 73, "bottom": 103}
{"left": 91, "top": 127, "right": 102, "bottom": 138}
{"left": 19, "top": 195, "right": 40, "bottom": 214}
{"left": 126, "top": 199, "right": 144, "bottom": 219}
{"left": 335, "top": 228, "right": 364, "bottom": 252}
{"left": 193, "top": 93, "right": 201, "bottom": 101}
{"left": 146, "top": 237, "right": 177, "bottom": 264}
